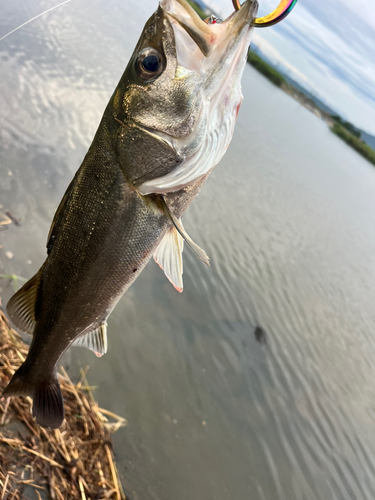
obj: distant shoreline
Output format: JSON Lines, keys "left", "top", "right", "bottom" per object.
{"left": 247, "top": 51, "right": 333, "bottom": 124}
{"left": 247, "top": 55, "right": 375, "bottom": 166}
{"left": 330, "top": 124, "right": 375, "bottom": 166}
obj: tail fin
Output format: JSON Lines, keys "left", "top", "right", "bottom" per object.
{"left": 3, "top": 364, "right": 65, "bottom": 429}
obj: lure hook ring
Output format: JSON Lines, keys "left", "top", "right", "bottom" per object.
{"left": 232, "top": 0, "right": 298, "bottom": 27}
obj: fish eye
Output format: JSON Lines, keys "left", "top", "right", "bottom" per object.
{"left": 143, "top": 54, "right": 159, "bottom": 72}
{"left": 136, "top": 48, "right": 164, "bottom": 80}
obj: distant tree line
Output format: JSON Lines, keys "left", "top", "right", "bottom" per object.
{"left": 331, "top": 124, "right": 375, "bottom": 166}
{"left": 331, "top": 115, "right": 361, "bottom": 138}
{"left": 247, "top": 51, "right": 285, "bottom": 87}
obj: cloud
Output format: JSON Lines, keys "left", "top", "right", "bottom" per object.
{"left": 252, "top": 33, "right": 309, "bottom": 84}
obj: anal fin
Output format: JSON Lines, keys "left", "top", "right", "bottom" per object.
{"left": 72, "top": 322, "right": 108, "bottom": 357}
{"left": 154, "top": 227, "right": 184, "bottom": 292}
{"left": 6, "top": 268, "right": 43, "bottom": 335}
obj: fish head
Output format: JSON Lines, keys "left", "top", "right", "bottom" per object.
{"left": 114, "top": 0, "right": 258, "bottom": 192}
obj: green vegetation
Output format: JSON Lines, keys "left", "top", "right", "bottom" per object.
{"left": 186, "top": 0, "right": 207, "bottom": 19}
{"left": 331, "top": 115, "right": 360, "bottom": 138}
{"left": 0, "top": 274, "right": 26, "bottom": 292}
{"left": 247, "top": 51, "right": 286, "bottom": 87}
{"left": 331, "top": 124, "right": 375, "bottom": 166}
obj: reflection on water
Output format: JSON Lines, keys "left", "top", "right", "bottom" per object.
{"left": 2, "top": 1, "right": 375, "bottom": 499}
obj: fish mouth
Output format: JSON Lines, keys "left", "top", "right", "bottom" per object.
{"left": 161, "top": 0, "right": 258, "bottom": 60}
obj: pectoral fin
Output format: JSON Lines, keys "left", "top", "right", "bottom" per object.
{"left": 72, "top": 322, "right": 108, "bottom": 357}
{"left": 154, "top": 227, "right": 184, "bottom": 292}
{"left": 158, "top": 196, "right": 210, "bottom": 266}
{"left": 6, "top": 268, "right": 43, "bottom": 335}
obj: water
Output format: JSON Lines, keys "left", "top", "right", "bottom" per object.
{"left": 1, "top": 1, "right": 375, "bottom": 499}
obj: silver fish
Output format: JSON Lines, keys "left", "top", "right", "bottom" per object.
{"left": 4, "top": 0, "right": 258, "bottom": 428}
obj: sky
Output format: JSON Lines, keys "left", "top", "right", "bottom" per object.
{"left": 206, "top": 0, "right": 375, "bottom": 135}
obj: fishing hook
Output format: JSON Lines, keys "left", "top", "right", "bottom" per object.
{"left": 232, "top": 0, "right": 298, "bottom": 27}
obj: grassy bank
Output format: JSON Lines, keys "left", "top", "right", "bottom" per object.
{"left": 247, "top": 51, "right": 286, "bottom": 87}
{"left": 331, "top": 124, "right": 375, "bottom": 166}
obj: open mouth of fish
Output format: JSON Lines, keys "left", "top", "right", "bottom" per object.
{"left": 137, "top": 0, "right": 258, "bottom": 195}
{"left": 162, "top": 0, "right": 258, "bottom": 63}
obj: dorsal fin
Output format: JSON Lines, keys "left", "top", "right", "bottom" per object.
{"left": 6, "top": 268, "right": 43, "bottom": 335}
{"left": 154, "top": 226, "right": 184, "bottom": 292}
{"left": 72, "top": 322, "right": 108, "bottom": 357}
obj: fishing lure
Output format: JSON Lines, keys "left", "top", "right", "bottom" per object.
{"left": 233, "top": 0, "right": 298, "bottom": 27}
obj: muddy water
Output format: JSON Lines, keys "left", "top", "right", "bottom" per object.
{"left": 1, "top": 1, "right": 375, "bottom": 499}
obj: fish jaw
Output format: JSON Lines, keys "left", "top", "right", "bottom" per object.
{"left": 160, "top": 0, "right": 258, "bottom": 70}
{"left": 135, "top": 0, "right": 258, "bottom": 194}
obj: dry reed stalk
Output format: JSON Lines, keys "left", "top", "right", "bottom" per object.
{"left": 0, "top": 213, "right": 12, "bottom": 228}
{"left": 0, "top": 310, "right": 127, "bottom": 499}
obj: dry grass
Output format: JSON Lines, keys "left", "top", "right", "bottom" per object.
{"left": 0, "top": 213, "right": 12, "bottom": 231}
{"left": 0, "top": 310, "right": 127, "bottom": 500}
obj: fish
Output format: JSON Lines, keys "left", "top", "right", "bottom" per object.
{"left": 3, "top": 0, "right": 258, "bottom": 428}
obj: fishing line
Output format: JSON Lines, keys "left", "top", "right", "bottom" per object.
{"left": 0, "top": 0, "right": 73, "bottom": 43}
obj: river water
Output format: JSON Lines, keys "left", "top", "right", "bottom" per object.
{"left": 1, "top": 1, "right": 375, "bottom": 499}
